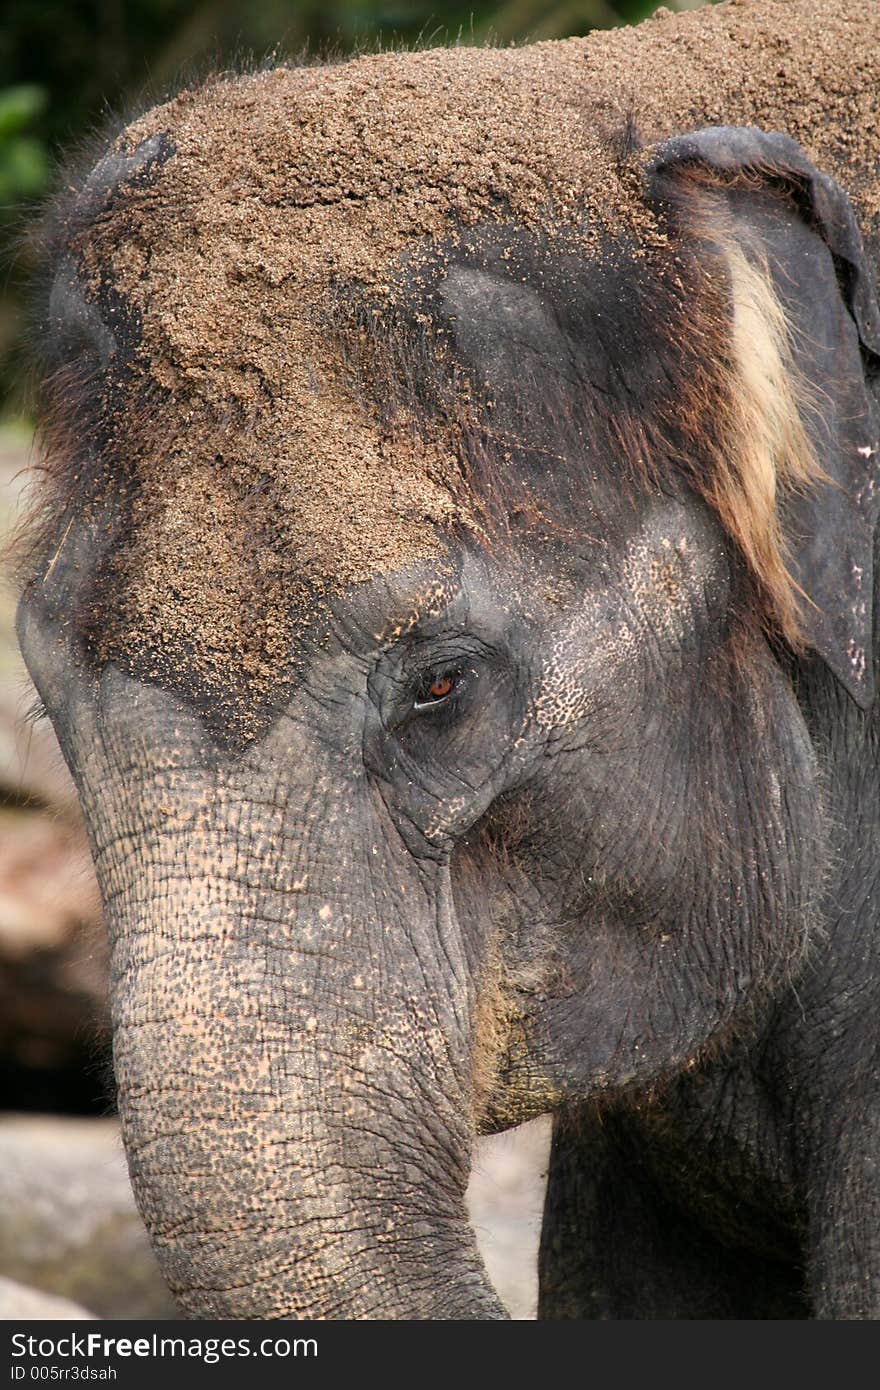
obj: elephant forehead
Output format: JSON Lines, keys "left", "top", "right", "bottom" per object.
{"left": 74, "top": 2, "right": 879, "bottom": 579}
{"left": 71, "top": 54, "right": 645, "bottom": 717}
{"left": 107, "top": 416, "right": 459, "bottom": 667}
{"left": 74, "top": 51, "right": 649, "bottom": 588}
{"left": 57, "top": 4, "right": 879, "bottom": 735}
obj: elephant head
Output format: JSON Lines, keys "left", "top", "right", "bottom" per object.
{"left": 17, "top": 42, "right": 880, "bottom": 1319}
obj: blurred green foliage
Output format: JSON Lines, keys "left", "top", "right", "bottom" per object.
{"left": 0, "top": 86, "right": 49, "bottom": 203}
{"left": 0, "top": 0, "right": 712, "bottom": 411}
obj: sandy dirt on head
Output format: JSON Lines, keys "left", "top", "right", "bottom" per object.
{"left": 44, "top": 0, "right": 878, "bottom": 715}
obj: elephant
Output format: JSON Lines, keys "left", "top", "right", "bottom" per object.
{"left": 15, "top": 0, "right": 880, "bottom": 1318}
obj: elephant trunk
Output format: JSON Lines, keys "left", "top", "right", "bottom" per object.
{"left": 107, "top": 777, "right": 504, "bottom": 1319}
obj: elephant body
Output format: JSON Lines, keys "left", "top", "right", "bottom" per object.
{"left": 18, "top": 0, "right": 880, "bottom": 1317}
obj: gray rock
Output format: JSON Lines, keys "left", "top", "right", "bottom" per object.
{"left": 466, "top": 1115, "right": 551, "bottom": 1320}
{"left": 0, "top": 1276, "right": 95, "bottom": 1320}
{"left": 0, "top": 1115, "right": 179, "bottom": 1319}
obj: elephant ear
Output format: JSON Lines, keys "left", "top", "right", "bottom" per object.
{"left": 649, "top": 127, "right": 880, "bottom": 709}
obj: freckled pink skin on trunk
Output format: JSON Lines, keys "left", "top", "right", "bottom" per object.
{"left": 77, "top": 671, "right": 506, "bottom": 1319}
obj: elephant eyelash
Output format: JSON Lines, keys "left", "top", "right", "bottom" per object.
{"left": 25, "top": 696, "right": 49, "bottom": 725}
{"left": 412, "top": 668, "right": 464, "bottom": 713}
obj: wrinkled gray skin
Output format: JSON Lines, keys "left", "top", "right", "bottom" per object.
{"left": 18, "top": 122, "right": 880, "bottom": 1318}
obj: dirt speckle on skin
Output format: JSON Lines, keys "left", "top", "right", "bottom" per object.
{"left": 61, "top": 0, "right": 879, "bottom": 716}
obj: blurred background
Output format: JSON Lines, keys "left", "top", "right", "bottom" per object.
{"left": 0, "top": 0, "right": 711, "bottom": 1320}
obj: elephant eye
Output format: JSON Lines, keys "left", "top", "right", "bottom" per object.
{"left": 413, "top": 669, "right": 461, "bottom": 712}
